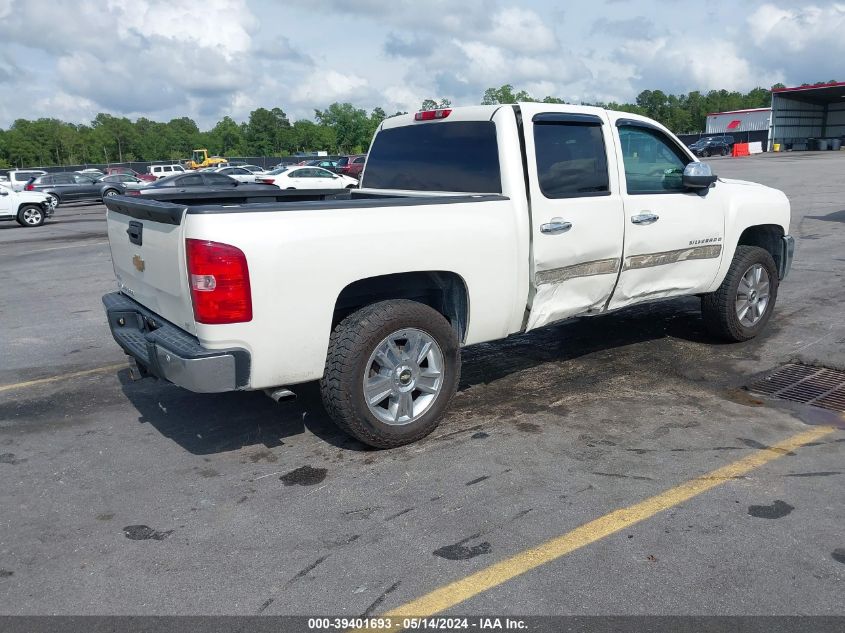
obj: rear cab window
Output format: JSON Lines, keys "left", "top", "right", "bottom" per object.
{"left": 533, "top": 115, "right": 610, "bottom": 198}
{"left": 363, "top": 121, "right": 502, "bottom": 193}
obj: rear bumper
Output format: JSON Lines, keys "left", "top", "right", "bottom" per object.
{"left": 102, "top": 292, "right": 250, "bottom": 392}
{"left": 780, "top": 235, "right": 795, "bottom": 280}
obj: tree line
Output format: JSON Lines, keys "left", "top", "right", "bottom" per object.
{"left": 1, "top": 81, "right": 835, "bottom": 169}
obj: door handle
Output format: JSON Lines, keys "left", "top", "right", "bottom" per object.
{"left": 631, "top": 212, "right": 659, "bottom": 225}
{"left": 540, "top": 218, "right": 573, "bottom": 235}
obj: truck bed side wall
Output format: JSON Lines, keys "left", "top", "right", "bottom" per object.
{"left": 185, "top": 198, "right": 525, "bottom": 388}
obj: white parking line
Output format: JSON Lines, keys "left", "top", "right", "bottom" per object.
{"left": 2, "top": 240, "right": 109, "bottom": 256}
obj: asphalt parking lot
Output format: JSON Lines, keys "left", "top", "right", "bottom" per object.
{"left": 1, "top": 154, "right": 844, "bottom": 618}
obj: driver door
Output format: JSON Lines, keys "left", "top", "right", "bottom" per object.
{"left": 606, "top": 116, "right": 726, "bottom": 309}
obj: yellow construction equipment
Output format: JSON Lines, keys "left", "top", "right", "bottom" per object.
{"left": 185, "top": 149, "right": 228, "bottom": 170}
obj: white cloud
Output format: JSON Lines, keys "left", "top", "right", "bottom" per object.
{"left": 749, "top": 3, "right": 845, "bottom": 52}
{"left": 487, "top": 7, "right": 558, "bottom": 54}
{"left": 0, "top": 0, "right": 260, "bottom": 125}
{"left": 291, "top": 70, "right": 369, "bottom": 105}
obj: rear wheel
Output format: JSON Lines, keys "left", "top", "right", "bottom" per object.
{"left": 702, "top": 246, "right": 778, "bottom": 342}
{"left": 320, "top": 300, "right": 460, "bottom": 448}
{"left": 103, "top": 188, "right": 120, "bottom": 198}
{"left": 16, "top": 204, "right": 45, "bottom": 227}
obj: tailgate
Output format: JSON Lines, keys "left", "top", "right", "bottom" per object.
{"left": 104, "top": 197, "right": 197, "bottom": 335}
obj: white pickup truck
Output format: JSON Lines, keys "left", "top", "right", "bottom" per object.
{"left": 102, "top": 104, "right": 793, "bottom": 448}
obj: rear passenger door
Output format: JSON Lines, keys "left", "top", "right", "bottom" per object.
{"left": 73, "top": 174, "right": 99, "bottom": 200}
{"left": 52, "top": 174, "right": 76, "bottom": 199}
{"left": 521, "top": 105, "right": 625, "bottom": 330}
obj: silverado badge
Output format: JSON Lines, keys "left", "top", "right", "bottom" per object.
{"left": 133, "top": 255, "right": 145, "bottom": 272}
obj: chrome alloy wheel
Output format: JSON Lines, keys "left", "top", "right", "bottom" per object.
{"left": 736, "top": 263, "right": 770, "bottom": 327}
{"left": 363, "top": 328, "right": 444, "bottom": 426}
{"left": 46, "top": 194, "right": 58, "bottom": 209}
{"left": 22, "top": 207, "right": 43, "bottom": 225}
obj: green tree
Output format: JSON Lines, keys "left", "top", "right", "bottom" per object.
{"left": 291, "top": 120, "right": 336, "bottom": 153}
{"left": 481, "top": 84, "right": 536, "bottom": 104}
{"left": 91, "top": 113, "right": 138, "bottom": 163}
{"left": 244, "top": 107, "right": 291, "bottom": 156}
{"left": 207, "top": 116, "right": 244, "bottom": 155}
{"left": 314, "top": 102, "right": 370, "bottom": 153}
{"left": 420, "top": 98, "right": 451, "bottom": 111}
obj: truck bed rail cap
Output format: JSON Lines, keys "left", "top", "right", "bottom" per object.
{"left": 185, "top": 193, "right": 510, "bottom": 215}
{"left": 104, "top": 196, "right": 186, "bottom": 225}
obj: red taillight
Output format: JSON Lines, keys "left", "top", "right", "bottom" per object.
{"left": 127, "top": 189, "right": 141, "bottom": 196}
{"left": 25, "top": 183, "right": 34, "bottom": 191}
{"left": 186, "top": 239, "right": 252, "bottom": 324}
{"left": 256, "top": 177, "right": 274, "bottom": 184}
{"left": 414, "top": 108, "right": 452, "bottom": 121}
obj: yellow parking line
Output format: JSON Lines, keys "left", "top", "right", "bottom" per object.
{"left": 0, "top": 363, "right": 127, "bottom": 394}
{"left": 357, "top": 425, "right": 836, "bottom": 630}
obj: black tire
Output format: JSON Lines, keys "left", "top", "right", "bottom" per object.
{"left": 103, "top": 188, "right": 120, "bottom": 198}
{"left": 702, "top": 149, "right": 711, "bottom": 157}
{"left": 701, "top": 245, "right": 779, "bottom": 342}
{"left": 721, "top": 147, "right": 729, "bottom": 156}
{"left": 46, "top": 193, "right": 59, "bottom": 209}
{"left": 320, "top": 300, "right": 461, "bottom": 448}
{"left": 16, "top": 204, "right": 45, "bottom": 227}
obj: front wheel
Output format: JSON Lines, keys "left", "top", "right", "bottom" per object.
{"left": 46, "top": 193, "right": 59, "bottom": 210}
{"left": 320, "top": 300, "right": 460, "bottom": 448}
{"left": 16, "top": 204, "right": 46, "bottom": 227}
{"left": 701, "top": 245, "right": 779, "bottom": 342}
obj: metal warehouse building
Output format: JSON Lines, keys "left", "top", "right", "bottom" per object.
{"left": 769, "top": 82, "right": 845, "bottom": 151}
{"left": 706, "top": 108, "right": 772, "bottom": 136}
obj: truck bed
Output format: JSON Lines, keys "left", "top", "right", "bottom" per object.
{"left": 105, "top": 190, "right": 508, "bottom": 224}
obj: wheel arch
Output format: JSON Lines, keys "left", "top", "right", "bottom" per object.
{"left": 332, "top": 271, "right": 470, "bottom": 344}
{"left": 17, "top": 201, "right": 44, "bottom": 214}
{"left": 736, "top": 224, "right": 785, "bottom": 273}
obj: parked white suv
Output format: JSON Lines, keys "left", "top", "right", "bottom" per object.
{"left": 148, "top": 164, "right": 187, "bottom": 180}
{"left": 0, "top": 182, "right": 53, "bottom": 227}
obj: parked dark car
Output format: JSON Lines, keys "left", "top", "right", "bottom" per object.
{"left": 100, "top": 173, "right": 145, "bottom": 185}
{"left": 298, "top": 159, "right": 340, "bottom": 173}
{"left": 689, "top": 135, "right": 735, "bottom": 157}
{"left": 126, "top": 171, "right": 279, "bottom": 199}
{"left": 336, "top": 154, "right": 366, "bottom": 179}
{"left": 105, "top": 166, "right": 156, "bottom": 182}
{"left": 25, "top": 172, "right": 126, "bottom": 208}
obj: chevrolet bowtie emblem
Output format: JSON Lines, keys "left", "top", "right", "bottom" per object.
{"left": 133, "top": 255, "right": 145, "bottom": 272}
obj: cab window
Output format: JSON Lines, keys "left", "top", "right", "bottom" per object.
{"left": 533, "top": 121, "right": 609, "bottom": 198}
{"left": 617, "top": 125, "right": 689, "bottom": 194}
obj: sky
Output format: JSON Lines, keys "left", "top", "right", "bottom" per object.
{"left": 0, "top": 0, "right": 842, "bottom": 129}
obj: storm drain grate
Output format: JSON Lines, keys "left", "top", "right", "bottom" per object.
{"left": 749, "top": 363, "right": 845, "bottom": 413}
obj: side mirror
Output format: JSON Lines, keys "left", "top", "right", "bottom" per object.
{"left": 682, "top": 162, "right": 717, "bottom": 189}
